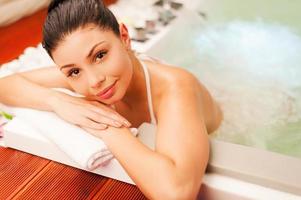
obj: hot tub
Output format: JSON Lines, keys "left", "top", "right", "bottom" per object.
{"left": 145, "top": 2, "right": 301, "bottom": 199}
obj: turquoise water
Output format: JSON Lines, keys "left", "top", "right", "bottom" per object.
{"left": 198, "top": 0, "right": 301, "bottom": 35}
{"left": 147, "top": 5, "right": 301, "bottom": 158}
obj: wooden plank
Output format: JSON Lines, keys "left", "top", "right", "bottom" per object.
{"left": 92, "top": 179, "right": 147, "bottom": 200}
{"left": 11, "top": 161, "right": 106, "bottom": 199}
{"left": 11, "top": 160, "right": 146, "bottom": 200}
{"left": 0, "top": 147, "right": 50, "bottom": 199}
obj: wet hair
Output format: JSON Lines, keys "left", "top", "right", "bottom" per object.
{"left": 42, "top": 0, "right": 120, "bottom": 57}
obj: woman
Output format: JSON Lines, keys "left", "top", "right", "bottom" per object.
{"left": 0, "top": 0, "right": 223, "bottom": 199}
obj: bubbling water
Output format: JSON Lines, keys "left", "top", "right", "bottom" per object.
{"left": 153, "top": 20, "right": 301, "bottom": 157}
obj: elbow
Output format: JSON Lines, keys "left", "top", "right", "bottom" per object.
{"left": 151, "top": 181, "right": 200, "bottom": 200}
{"left": 170, "top": 184, "right": 199, "bottom": 200}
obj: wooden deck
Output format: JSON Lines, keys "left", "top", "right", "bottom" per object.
{"left": 0, "top": 147, "right": 146, "bottom": 199}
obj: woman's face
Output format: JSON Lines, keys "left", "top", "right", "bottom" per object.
{"left": 51, "top": 23, "right": 133, "bottom": 105}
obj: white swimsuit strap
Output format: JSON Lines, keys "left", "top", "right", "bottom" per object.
{"left": 110, "top": 56, "right": 157, "bottom": 125}
{"left": 140, "top": 61, "right": 157, "bottom": 125}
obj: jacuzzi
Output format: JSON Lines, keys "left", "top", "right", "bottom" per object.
{"left": 144, "top": 1, "right": 301, "bottom": 199}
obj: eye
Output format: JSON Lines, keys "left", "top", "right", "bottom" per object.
{"left": 94, "top": 51, "right": 107, "bottom": 62}
{"left": 67, "top": 68, "right": 80, "bottom": 78}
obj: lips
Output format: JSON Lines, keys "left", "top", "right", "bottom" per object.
{"left": 97, "top": 81, "right": 117, "bottom": 96}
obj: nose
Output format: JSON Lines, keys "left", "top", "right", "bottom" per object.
{"left": 87, "top": 70, "right": 106, "bottom": 89}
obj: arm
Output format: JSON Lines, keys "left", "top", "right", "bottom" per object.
{"left": 14, "top": 66, "right": 73, "bottom": 89}
{"left": 0, "top": 66, "right": 131, "bottom": 128}
{"left": 0, "top": 66, "right": 71, "bottom": 111}
{"left": 84, "top": 72, "right": 209, "bottom": 199}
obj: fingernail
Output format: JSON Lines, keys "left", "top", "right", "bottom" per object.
{"left": 124, "top": 121, "right": 131, "bottom": 127}
{"left": 114, "top": 121, "right": 122, "bottom": 127}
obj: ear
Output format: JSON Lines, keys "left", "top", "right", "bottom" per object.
{"left": 119, "top": 23, "right": 131, "bottom": 50}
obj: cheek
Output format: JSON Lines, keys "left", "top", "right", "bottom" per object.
{"left": 118, "top": 59, "right": 133, "bottom": 96}
{"left": 68, "top": 78, "right": 89, "bottom": 96}
{"left": 109, "top": 51, "right": 133, "bottom": 97}
{"left": 107, "top": 49, "right": 130, "bottom": 75}
{"left": 121, "top": 63, "right": 132, "bottom": 85}
{"left": 106, "top": 48, "right": 132, "bottom": 81}
{"left": 117, "top": 53, "right": 132, "bottom": 83}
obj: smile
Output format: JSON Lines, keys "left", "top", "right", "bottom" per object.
{"left": 96, "top": 81, "right": 117, "bottom": 100}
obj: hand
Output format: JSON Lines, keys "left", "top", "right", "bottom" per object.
{"left": 81, "top": 126, "right": 112, "bottom": 139}
{"left": 82, "top": 125, "right": 130, "bottom": 140}
{"left": 48, "top": 91, "right": 131, "bottom": 130}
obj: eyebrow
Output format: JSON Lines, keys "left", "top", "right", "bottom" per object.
{"left": 60, "top": 41, "right": 106, "bottom": 70}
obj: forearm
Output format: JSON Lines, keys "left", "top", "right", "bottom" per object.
{"left": 101, "top": 127, "right": 193, "bottom": 200}
{"left": 0, "top": 74, "right": 57, "bottom": 111}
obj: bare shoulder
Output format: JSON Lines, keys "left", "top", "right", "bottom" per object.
{"left": 146, "top": 60, "right": 203, "bottom": 101}
{"left": 147, "top": 60, "right": 222, "bottom": 133}
{"left": 146, "top": 60, "right": 200, "bottom": 114}
{"left": 146, "top": 60, "right": 198, "bottom": 91}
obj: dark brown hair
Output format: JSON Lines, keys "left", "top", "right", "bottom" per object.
{"left": 42, "top": 0, "right": 120, "bottom": 57}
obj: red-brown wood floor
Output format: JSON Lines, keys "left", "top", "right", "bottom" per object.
{"left": 0, "top": 1, "right": 205, "bottom": 199}
{"left": 0, "top": 1, "right": 148, "bottom": 199}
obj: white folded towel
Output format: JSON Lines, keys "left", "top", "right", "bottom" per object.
{"left": 0, "top": 121, "right": 5, "bottom": 137}
{"left": 5, "top": 106, "right": 138, "bottom": 170}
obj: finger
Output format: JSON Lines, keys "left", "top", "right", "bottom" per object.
{"left": 110, "top": 112, "right": 132, "bottom": 127}
{"left": 88, "top": 103, "right": 131, "bottom": 127}
{"left": 102, "top": 108, "right": 131, "bottom": 127}
{"left": 87, "top": 111, "right": 123, "bottom": 128}
{"left": 82, "top": 117, "right": 108, "bottom": 130}
{"left": 105, "top": 112, "right": 131, "bottom": 127}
